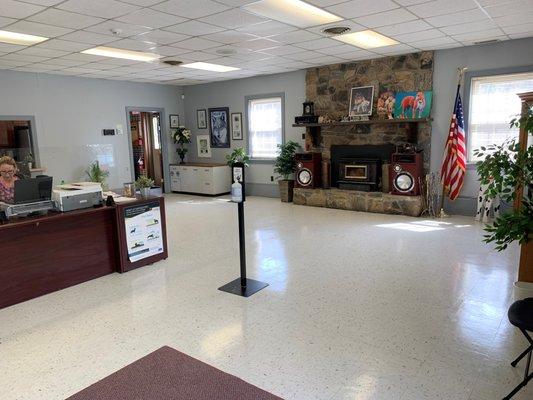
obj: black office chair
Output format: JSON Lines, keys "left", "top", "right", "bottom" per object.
{"left": 503, "top": 297, "right": 533, "bottom": 399}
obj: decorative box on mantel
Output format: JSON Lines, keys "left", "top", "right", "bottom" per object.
{"left": 293, "top": 188, "right": 423, "bottom": 217}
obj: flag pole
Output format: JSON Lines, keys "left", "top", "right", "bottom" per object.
{"left": 439, "top": 67, "right": 467, "bottom": 218}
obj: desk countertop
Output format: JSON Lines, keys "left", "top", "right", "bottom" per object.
{"left": 169, "top": 163, "right": 227, "bottom": 167}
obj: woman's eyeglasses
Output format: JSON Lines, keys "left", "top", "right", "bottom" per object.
{"left": 0, "top": 170, "right": 15, "bottom": 176}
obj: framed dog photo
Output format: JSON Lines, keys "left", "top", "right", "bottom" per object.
{"left": 208, "top": 107, "right": 230, "bottom": 148}
{"left": 197, "top": 109, "right": 207, "bottom": 129}
{"left": 169, "top": 114, "right": 179, "bottom": 128}
{"left": 231, "top": 112, "right": 243, "bottom": 140}
{"left": 349, "top": 86, "right": 374, "bottom": 117}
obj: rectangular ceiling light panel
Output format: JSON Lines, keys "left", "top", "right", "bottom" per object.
{"left": 82, "top": 47, "right": 161, "bottom": 62}
{"left": 0, "top": 30, "right": 48, "bottom": 45}
{"left": 244, "top": 0, "right": 342, "bottom": 28}
{"left": 181, "top": 62, "right": 240, "bottom": 72}
{"left": 333, "top": 30, "right": 398, "bottom": 49}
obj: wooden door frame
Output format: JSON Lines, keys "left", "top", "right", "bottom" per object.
{"left": 125, "top": 107, "right": 169, "bottom": 193}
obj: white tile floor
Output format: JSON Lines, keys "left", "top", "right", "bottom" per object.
{"left": 1, "top": 194, "right": 532, "bottom": 400}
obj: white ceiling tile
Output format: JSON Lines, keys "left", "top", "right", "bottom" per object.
{"left": 372, "top": 43, "right": 416, "bottom": 54}
{"left": 407, "top": 0, "right": 477, "bottom": 18}
{"left": 315, "top": 44, "right": 358, "bottom": 55}
{"left": 15, "top": 66, "right": 55, "bottom": 72}
{"left": 439, "top": 20, "right": 498, "bottom": 36}
{"left": 202, "top": 30, "right": 259, "bottom": 44}
{"left": 458, "top": 35, "right": 508, "bottom": 46}
{"left": 163, "top": 21, "right": 226, "bottom": 36}
{"left": 0, "top": 0, "right": 45, "bottom": 19}
{"left": 485, "top": 0, "right": 533, "bottom": 18}
{"left": 118, "top": 0, "right": 163, "bottom": 5}
{"left": 451, "top": 28, "right": 506, "bottom": 42}
{"left": 83, "top": 62, "right": 121, "bottom": 70}
{"left": 152, "top": 0, "right": 230, "bottom": 19}
{"left": 62, "top": 66, "right": 104, "bottom": 74}
{"left": 326, "top": 0, "right": 399, "bottom": 19}
{"left": 15, "top": 47, "right": 70, "bottom": 57}
{"left": 283, "top": 50, "right": 325, "bottom": 61}
{"left": 425, "top": 9, "right": 490, "bottom": 27}
{"left": 0, "top": 43, "right": 25, "bottom": 52}
{"left": 493, "top": 12, "right": 533, "bottom": 27}
{"left": 57, "top": 0, "right": 140, "bottom": 19}
{"left": 59, "top": 31, "right": 119, "bottom": 45}
{"left": 0, "top": 16, "right": 16, "bottom": 27}
{"left": 152, "top": 45, "right": 192, "bottom": 56}
{"left": 5, "top": 21, "right": 73, "bottom": 38}
{"left": 394, "top": 28, "right": 444, "bottom": 42}
{"left": 27, "top": 9, "right": 105, "bottom": 29}
{"left": 236, "top": 20, "right": 297, "bottom": 36}
{"left": 259, "top": 44, "right": 304, "bottom": 56}
{"left": 0, "top": 59, "right": 30, "bottom": 67}
{"left": 394, "top": 0, "right": 430, "bottom": 4}
{"left": 24, "top": 63, "right": 62, "bottom": 71}
{"left": 353, "top": 9, "right": 419, "bottom": 28}
{"left": 231, "top": 37, "right": 280, "bottom": 51}
{"left": 109, "top": 38, "right": 157, "bottom": 50}
{"left": 2, "top": 53, "right": 49, "bottom": 62}
{"left": 502, "top": 23, "right": 533, "bottom": 35}
{"left": 198, "top": 9, "right": 268, "bottom": 29}
{"left": 294, "top": 37, "right": 340, "bottom": 50}
{"left": 408, "top": 36, "right": 458, "bottom": 48}
{"left": 134, "top": 30, "right": 190, "bottom": 45}
{"left": 62, "top": 53, "right": 107, "bottom": 62}
{"left": 39, "top": 58, "right": 87, "bottom": 67}
{"left": 34, "top": 39, "right": 93, "bottom": 52}
{"left": 18, "top": 0, "right": 64, "bottom": 5}
{"left": 267, "top": 29, "right": 322, "bottom": 44}
{"left": 85, "top": 21, "right": 152, "bottom": 38}
{"left": 115, "top": 9, "right": 187, "bottom": 29}
{"left": 375, "top": 19, "right": 433, "bottom": 36}
{"left": 173, "top": 37, "right": 222, "bottom": 50}
{"left": 306, "top": 0, "right": 348, "bottom": 6}
{"left": 202, "top": 45, "right": 252, "bottom": 56}
{"left": 332, "top": 49, "right": 376, "bottom": 60}
{"left": 509, "top": 32, "right": 533, "bottom": 39}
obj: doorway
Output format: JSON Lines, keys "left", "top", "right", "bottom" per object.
{"left": 127, "top": 110, "right": 165, "bottom": 190}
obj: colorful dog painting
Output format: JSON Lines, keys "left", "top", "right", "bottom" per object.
{"left": 394, "top": 91, "right": 433, "bottom": 119}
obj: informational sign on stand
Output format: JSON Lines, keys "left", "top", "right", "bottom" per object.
{"left": 123, "top": 201, "right": 164, "bottom": 262}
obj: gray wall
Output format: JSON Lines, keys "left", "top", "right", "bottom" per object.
{"left": 0, "top": 69, "right": 184, "bottom": 190}
{"left": 183, "top": 70, "right": 306, "bottom": 196}
{"left": 432, "top": 37, "right": 533, "bottom": 214}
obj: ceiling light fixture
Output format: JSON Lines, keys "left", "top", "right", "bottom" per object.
{"left": 244, "top": 0, "right": 342, "bottom": 28}
{"left": 333, "top": 30, "right": 398, "bottom": 49}
{"left": 0, "top": 30, "right": 48, "bottom": 46}
{"left": 81, "top": 46, "right": 161, "bottom": 62}
{"left": 180, "top": 62, "right": 240, "bottom": 72}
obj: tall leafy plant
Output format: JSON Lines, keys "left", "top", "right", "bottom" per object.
{"left": 274, "top": 140, "right": 299, "bottom": 180}
{"left": 474, "top": 110, "right": 533, "bottom": 251}
{"left": 86, "top": 161, "right": 109, "bottom": 188}
{"left": 226, "top": 147, "right": 250, "bottom": 167}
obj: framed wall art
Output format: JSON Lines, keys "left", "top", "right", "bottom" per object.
{"left": 169, "top": 114, "right": 180, "bottom": 128}
{"left": 208, "top": 107, "right": 230, "bottom": 148}
{"left": 197, "top": 134, "right": 211, "bottom": 158}
{"left": 349, "top": 86, "right": 374, "bottom": 117}
{"left": 394, "top": 91, "right": 433, "bottom": 119}
{"left": 197, "top": 109, "right": 207, "bottom": 129}
{"left": 231, "top": 112, "right": 243, "bottom": 140}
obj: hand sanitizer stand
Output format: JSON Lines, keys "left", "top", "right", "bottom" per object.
{"left": 218, "top": 162, "right": 269, "bottom": 297}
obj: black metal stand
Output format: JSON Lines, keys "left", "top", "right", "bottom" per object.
{"left": 503, "top": 329, "right": 533, "bottom": 399}
{"left": 218, "top": 201, "right": 268, "bottom": 298}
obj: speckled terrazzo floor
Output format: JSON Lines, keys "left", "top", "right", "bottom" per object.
{"left": 1, "top": 194, "right": 531, "bottom": 400}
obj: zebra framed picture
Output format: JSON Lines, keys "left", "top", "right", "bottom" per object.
{"left": 208, "top": 107, "right": 230, "bottom": 148}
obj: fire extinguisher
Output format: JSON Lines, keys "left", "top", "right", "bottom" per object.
{"left": 138, "top": 156, "right": 145, "bottom": 172}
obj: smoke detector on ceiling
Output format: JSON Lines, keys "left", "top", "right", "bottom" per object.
{"left": 322, "top": 26, "right": 351, "bottom": 36}
{"left": 162, "top": 60, "right": 183, "bottom": 66}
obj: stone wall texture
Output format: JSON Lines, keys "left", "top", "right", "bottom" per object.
{"left": 305, "top": 51, "right": 434, "bottom": 171}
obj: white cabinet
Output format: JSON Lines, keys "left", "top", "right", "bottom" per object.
{"left": 169, "top": 164, "right": 230, "bottom": 195}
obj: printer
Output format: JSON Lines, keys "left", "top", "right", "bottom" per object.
{"left": 52, "top": 182, "right": 103, "bottom": 212}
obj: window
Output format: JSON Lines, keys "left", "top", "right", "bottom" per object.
{"left": 247, "top": 96, "right": 283, "bottom": 159}
{"left": 468, "top": 72, "right": 533, "bottom": 161}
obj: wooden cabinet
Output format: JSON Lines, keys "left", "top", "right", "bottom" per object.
{"left": 169, "top": 163, "right": 230, "bottom": 195}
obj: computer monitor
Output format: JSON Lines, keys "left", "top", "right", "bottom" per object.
{"left": 13, "top": 176, "right": 53, "bottom": 205}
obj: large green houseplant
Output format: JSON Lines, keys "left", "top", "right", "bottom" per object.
{"left": 274, "top": 140, "right": 299, "bottom": 202}
{"left": 86, "top": 161, "right": 109, "bottom": 190}
{"left": 474, "top": 109, "right": 533, "bottom": 251}
{"left": 225, "top": 147, "right": 250, "bottom": 167}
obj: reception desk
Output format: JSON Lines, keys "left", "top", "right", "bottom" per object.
{"left": 0, "top": 197, "right": 167, "bottom": 309}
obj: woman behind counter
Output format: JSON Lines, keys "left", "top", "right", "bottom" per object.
{"left": 0, "top": 156, "right": 19, "bottom": 203}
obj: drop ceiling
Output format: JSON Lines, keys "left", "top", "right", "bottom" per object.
{"left": 0, "top": 0, "right": 531, "bottom": 86}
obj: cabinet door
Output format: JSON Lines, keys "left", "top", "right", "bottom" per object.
{"left": 169, "top": 166, "right": 181, "bottom": 192}
{"left": 200, "top": 168, "right": 214, "bottom": 194}
{"left": 179, "top": 167, "right": 192, "bottom": 192}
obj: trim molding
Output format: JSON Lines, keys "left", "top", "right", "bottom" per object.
{"left": 246, "top": 182, "right": 279, "bottom": 198}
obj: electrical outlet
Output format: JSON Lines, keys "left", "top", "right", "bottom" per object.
{"left": 270, "top": 176, "right": 274, "bottom": 182}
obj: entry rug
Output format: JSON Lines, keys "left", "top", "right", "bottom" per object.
{"left": 66, "top": 346, "right": 283, "bottom": 400}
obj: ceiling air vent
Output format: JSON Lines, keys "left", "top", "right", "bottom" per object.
{"left": 474, "top": 38, "right": 500, "bottom": 45}
{"left": 216, "top": 48, "right": 237, "bottom": 56}
{"left": 162, "top": 60, "right": 183, "bottom": 66}
{"left": 322, "top": 26, "right": 351, "bottom": 36}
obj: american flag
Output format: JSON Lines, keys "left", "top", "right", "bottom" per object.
{"left": 441, "top": 90, "right": 467, "bottom": 201}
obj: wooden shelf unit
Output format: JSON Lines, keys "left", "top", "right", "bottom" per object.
{"left": 292, "top": 118, "right": 432, "bottom": 146}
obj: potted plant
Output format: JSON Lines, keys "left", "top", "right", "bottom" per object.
{"left": 274, "top": 140, "right": 299, "bottom": 202}
{"left": 86, "top": 160, "right": 110, "bottom": 190}
{"left": 23, "top": 153, "right": 34, "bottom": 169}
{"left": 474, "top": 110, "right": 532, "bottom": 252}
{"left": 225, "top": 147, "right": 250, "bottom": 167}
{"left": 135, "top": 175, "right": 155, "bottom": 198}
{"left": 171, "top": 126, "right": 191, "bottom": 164}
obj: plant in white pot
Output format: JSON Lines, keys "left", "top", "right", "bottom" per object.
{"left": 135, "top": 175, "right": 155, "bottom": 198}
{"left": 274, "top": 140, "right": 299, "bottom": 202}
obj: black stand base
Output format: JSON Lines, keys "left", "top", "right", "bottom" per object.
{"left": 218, "top": 278, "right": 269, "bottom": 298}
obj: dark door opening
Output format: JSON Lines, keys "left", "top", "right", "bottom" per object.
{"left": 129, "top": 111, "right": 164, "bottom": 190}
